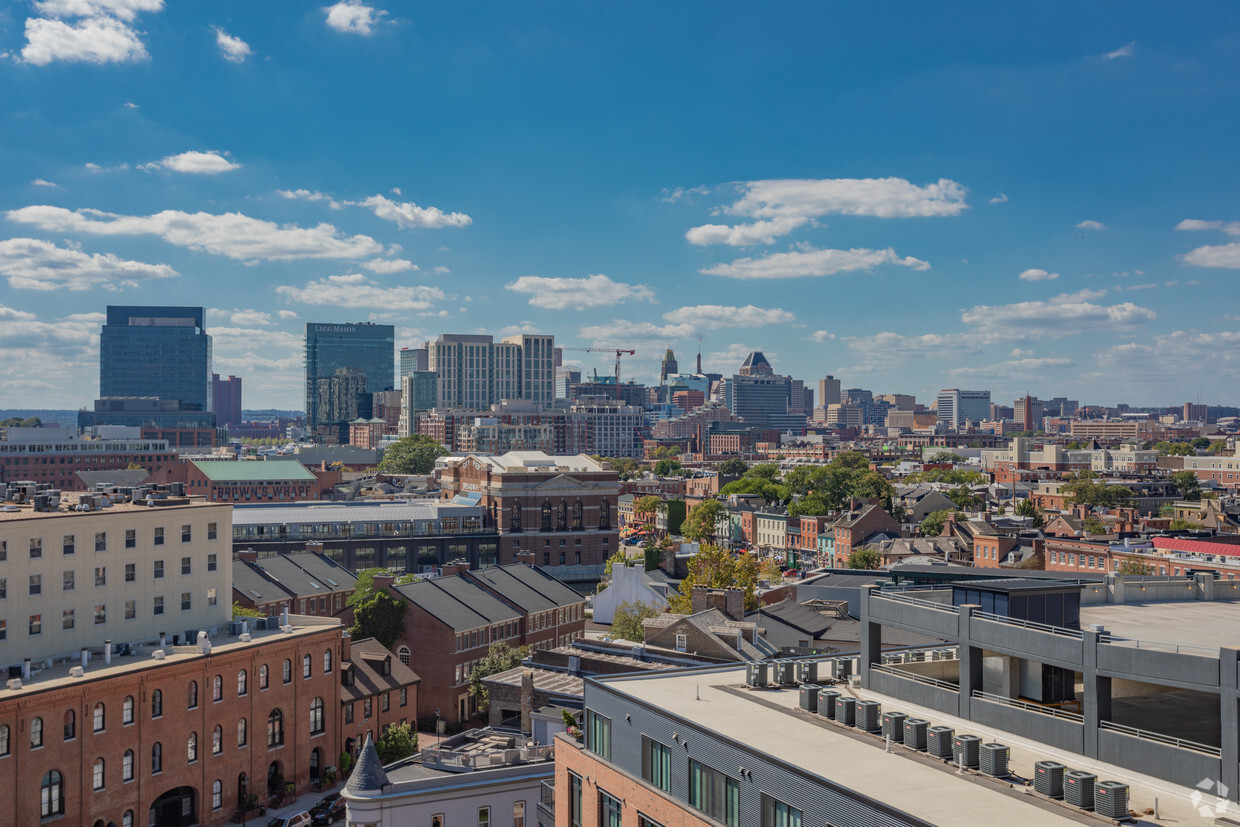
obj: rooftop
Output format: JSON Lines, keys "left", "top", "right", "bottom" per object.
{"left": 1080, "top": 600, "right": 1240, "bottom": 652}
{"left": 192, "top": 459, "right": 316, "bottom": 482}
{"left": 0, "top": 495, "right": 223, "bottom": 522}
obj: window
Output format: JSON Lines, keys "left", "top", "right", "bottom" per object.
{"left": 207, "top": 522, "right": 218, "bottom": 540}
{"left": 123, "top": 695, "right": 134, "bottom": 725}
{"left": 344, "top": 704, "right": 353, "bottom": 724}
{"left": 62, "top": 609, "right": 75, "bottom": 630}
{"left": 303, "top": 654, "right": 312, "bottom": 678}
{"left": 208, "top": 553, "right": 217, "bottom": 572}
{"left": 641, "top": 736, "right": 671, "bottom": 791}
{"left": 62, "top": 535, "right": 74, "bottom": 555}
{"left": 282, "top": 659, "right": 292, "bottom": 684}
{"left": 153, "top": 559, "right": 164, "bottom": 578}
{"left": 63, "top": 710, "right": 75, "bottom": 741}
{"left": 151, "top": 689, "right": 163, "bottom": 718}
{"left": 151, "top": 742, "right": 162, "bottom": 774}
{"left": 259, "top": 664, "right": 269, "bottom": 689}
{"left": 93, "top": 703, "right": 105, "bottom": 733}
{"left": 93, "top": 757, "right": 105, "bottom": 791}
{"left": 154, "top": 595, "right": 164, "bottom": 615}
{"left": 0, "top": 577, "right": 4, "bottom": 599}
{"left": 212, "top": 674, "right": 223, "bottom": 702}
{"left": 125, "top": 529, "right": 136, "bottom": 549}
{"left": 181, "top": 524, "right": 192, "bottom": 543}
{"left": 30, "top": 537, "right": 42, "bottom": 559}
{"left": 95, "top": 532, "right": 107, "bottom": 552}
{"left": 94, "top": 604, "right": 106, "bottom": 625}
{"left": 41, "top": 770, "right": 64, "bottom": 816}
{"left": 381, "top": 693, "right": 390, "bottom": 713}
{"left": 237, "top": 717, "right": 248, "bottom": 747}
{"left": 761, "top": 794, "right": 803, "bottom": 827}
{"left": 94, "top": 566, "right": 106, "bottom": 587}
{"left": 432, "top": 816, "right": 445, "bottom": 827}
{"left": 29, "top": 614, "right": 41, "bottom": 635}
{"left": 123, "top": 811, "right": 134, "bottom": 827}
{"left": 30, "top": 716, "right": 43, "bottom": 748}
{"left": 212, "top": 779, "right": 223, "bottom": 810}
{"left": 513, "top": 801, "right": 525, "bottom": 827}
{"left": 267, "top": 709, "right": 284, "bottom": 746}
{"left": 0, "top": 724, "right": 7, "bottom": 757}
{"left": 125, "top": 600, "right": 136, "bottom": 620}
{"left": 688, "top": 760, "right": 739, "bottom": 826}
{"left": 238, "top": 669, "right": 248, "bottom": 696}
{"left": 181, "top": 592, "right": 192, "bottom": 611}
{"left": 586, "top": 710, "right": 611, "bottom": 760}
{"left": 479, "top": 806, "right": 492, "bottom": 827}
{"left": 123, "top": 749, "right": 134, "bottom": 781}
{"left": 568, "top": 772, "right": 583, "bottom": 827}
{"left": 638, "top": 817, "right": 666, "bottom": 827}
{"left": 310, "top": 697, "right": 325, "bottom": 735}
{"left": 188, "top": 681, "right": 198, "bottom": 709}
{"left": 324, "top": 649, "right": 333, "bottom": 674}
{"left": 363, "top": 698, "right": 372, "bottom": 719}
{"left": 154, "top": 527, "right": 164, "bottom": 546}
{"left": 29, "top": 574, "right": 41, "bottom": 596}
{"left": 399, "top": 687, "right": 408, "bottom": 707}
{"left": 187, "top": 731, "right": 197, "bottom": 763}
{"left": 181, "top": 556, "right": 192, "bottom": 575}
{"left": 212, "top": 725, "right": 222, "bottom": 755}
{"left": 599, "top": 791, "right": 622, "bottom": 827}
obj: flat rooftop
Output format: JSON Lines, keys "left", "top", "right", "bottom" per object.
{"left": 1081, "top": 600, "right": 1240, "bottom": 652}
{"left": 597, "top": 665, "right": 1224, "bottom": 825}
{"left": 0, "top": 497, "right": 224, "bottom": 522}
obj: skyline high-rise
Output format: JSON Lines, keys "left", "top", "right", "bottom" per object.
{"left": 937, "top": 388, "right": 992, "bottom": 429}
{"left": 427, "top": 332, "right": 554, "bottom": 409}
{"left": 304, "top": 321, "right": 394, "bottom": 431}
{"left": 211, "top": 373, "right": 242, "bottom": 429}
{"left": 99, "top": 306, "right": 212, "bottom": 411}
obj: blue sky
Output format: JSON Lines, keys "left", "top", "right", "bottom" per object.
{"left": 2, "top": 1, "right": 1239, "bottom": 411}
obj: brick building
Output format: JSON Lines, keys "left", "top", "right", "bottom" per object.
{"left": 340, "top": 636, "right": 420, "bottom": 758}
{"left": 148, "top": 459, "right": 340, "bottom": 504}
{"left": 0, "top": 425, "right": 178, "bottom": 491}
{"left": 232, "top": 550, "right": 359, "bottom": 618}
{"left": 831, "top": 500, "right": 902, "bottom": 566}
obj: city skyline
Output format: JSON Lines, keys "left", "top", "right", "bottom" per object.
{"left": 3, "top": 2, "right": 1240, "bottom": 409}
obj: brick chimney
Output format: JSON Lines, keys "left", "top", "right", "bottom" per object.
{"left": 236, "top": 549, "right": 257, "bottom": 564}
{"left": 520, "top": 668, "right": 535, "bottom": 735}
{"left": 340, "top": 630, "right": 352, "bottom": 662}
{"left": 305, "top": 541, "right": 325, "bottom": 555}
{"left": 439, "top": 560, "right": 470, "bottom": 577}
{"left": 372, "top": 573, "right": 396, "bottom": 594}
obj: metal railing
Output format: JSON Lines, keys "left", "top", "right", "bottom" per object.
{"left": 873, "top": 591, "right": 960, "bottom": 614}
{"left": 971, "top": 690, "right": 1084, "bottom": 722}
{"left": 1100, "top": 720, "right": 1221, "bottom": 757}
{"left": 972, "top": 611, "right": 1085, "bottom": 640}
{"left": 1098, "top": 633, "right": 1218, "bottom": 657}
{"left": 421, "top": 744, "right": 555, "bottom": 771}
{"left": 539, "top": 780, "right": 555, "bottom": 810}
{"left": 870, "top": 663, "right": 960, "bottom": 692}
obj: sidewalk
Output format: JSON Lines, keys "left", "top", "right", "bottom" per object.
{"left": 244, "top": 784, "right": 340, "bottom": 824}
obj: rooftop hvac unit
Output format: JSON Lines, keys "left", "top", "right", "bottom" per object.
{"left": 882, "top": 712, "right": 907, "bottom": 744}
{"left": 799, "top": 684, "right": 820, "bottom": 713}
{"left": 927, "top": 726, "right": 954, "bottom": 758}
{"left": 170, "top": 482, "right": 185, "bottom": 496}
{"left": 856, "top": 700, "right": 881, "bottom": 732}
{"left": 979, "top": 743, "right": 1009, "bottom": 777}
{"left": 1034, "top": 761, "right": 1065, "bottom": 798}
{"left": 834, "top": 696, "right": 856, "bottom": 727}
{"left": 816, "top": 689, "right": 839, "bottom": 719}
{"left": 1064, "top": 770, "right": 1097, "bottom": 810}
{"left": 775, "top": 660, "right": 797, "bottom": 686}
{"left": 797, "top": 660, "right": 822, "bottom": 683}
{"left": 1094, "top": 781, "right": 1129, "bottom": 819}
{"left": 903, "top": 718, "right": 928, "bottom": 751}
{"left": 833, "top": 658, "right": 853, "bottom": 680}
{"left": 952, "top": 734, "right": 981, "bottom": 769}
{"left": 906, "top": 650, "right": 925, "bottom": 663}
{"left": 746, "top": 662, "right": 769, "bottom": 688}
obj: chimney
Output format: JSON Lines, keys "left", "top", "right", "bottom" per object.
{"left": 372, "top": 573, "right": 397, "bottom": 593}
{"left": 520, "top": 668, "right": 535, "bottom": 736}
{"left": 341, "top": 630, "right": 352, "bottom": 662}
{"left": 104, "top": 640, "right": 112, "bottom": 665}
{"left": 305, "top": 541, "right": 325, "bottom": 555}
{"left": 690, "top": 586, "right": 709, "bottom": 614}
{"left": 438, "top": 561, "right": 468, "bottom": 578}
{"left": 80, "top": 648, "right": 89, "bottom": 669}
{"left": 723, "top": 588, "right": 744, "bottom": 622}
{"left": 236, "top": 548, "right": 258, "bottom": 564}
{"left": 159, "top": 631, "right": 167, "bottom": 649}
{"left": 22, "top": 659, "right": 31, "bottom": 681}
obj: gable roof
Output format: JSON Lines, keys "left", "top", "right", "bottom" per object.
{"left": 343, "top": 637, "right": 421, "bottom": 703}
{"left": 232, "top": 561, "right": 295, "bottom": 605}
{"left": 468, "top": 564, "right": 584, "bottom": 610}
{"left": 396, "top": 576, "right": 521, "bottom": 631}
{"left": 193, "top": 459, "right": 316, "bottom": 483}
{"left": 247, "top": 553, "right": 356, "bottom": 599}
{"left": 751, "top": 599, "right": 834, "bottom": 636}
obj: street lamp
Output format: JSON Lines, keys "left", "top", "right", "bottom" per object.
{"left": 434, "top": 708, "right": 442, "bottom": 740}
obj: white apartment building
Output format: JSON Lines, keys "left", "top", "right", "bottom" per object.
{"left": 936, "top": 388, "right": 991, "bottom": 429}
{"left": 428, "top": 333, "right": 555, "bottom": 410}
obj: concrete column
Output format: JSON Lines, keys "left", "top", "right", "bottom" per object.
{"left": 1220, "top": 647, "right": 1239, "bottom": 801}
{"left": 1082, "top": 628, "right": 1103, "bottom": 759}
{"left": 859, "top": 585, "right": 882, "bottom": 688}
{"left": 958, "top": 605, "right": 982, "bottom": 719}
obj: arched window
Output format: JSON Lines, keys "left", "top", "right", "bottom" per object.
{"left": 323, "top": 649, "right": 332, "bottom": 674}
{"left": 212, "top": 674, "right": 223, "bottom": 702}
{"left": 63, "top": 709, "right": 75, "bottom": 741}
{"left": 123, "top": 810, "right": 134, "bottom": 827}
{"left": 556, "top": 500, "right": 568, "bottom": 531}
{"left": 30, "top": 716, "right": 43, "bottom": 748}
{"left": 238, "top": 669, "right": 248, "bottom": 696}
{"left": 122, "top": 749, "right": 134, "bottom": 781}
{"left": 212, "top": 725, "right": 223, "bottom": 755}
{"left": 92, "top": 757, "right": 105, "bottom": 790}
{"left": 212, "top": 779, "right": 223, "bottom": 810}
{"left": 302, "top": 654, "right": 311, "bottom": 679}
{"left": 237, "top": 717, "right": 248, "bottom": 747}
{"left": 267, "top": 709, "right": 283, "bottom": 746}
{"left": 187, "top": 731, "right": 198, "bottom": 763}
{"left": 151, "top": 742, "right": 162, "bottom": 774}
{"left": 122, "top": 695, "right": 134, "bottom": 725}
{"left": 151, "top": 689, "right": 163, "bottom": 718}
{"left": 572, "top": 499, "right": 583, "bottom": 531}
{"left": 0, "top": 723, "right": 8, "bottom": 756}
{"left": 92, "top": 702, "right": 105, "bottom": 733}
{"left": 187, "top": 680, "right": 198, "bottom": 709}
{"left": 282, "top": 659, "right": 291, "bottom": 684}
{"left": 541, "top": 501, "right": 552, "bottom": 532}
{"left": 509, "top": 503, "right": 522, "bottom": 532}
{"left": 599, "top": 499, "right": 610, "bottom": 529}
{"left": 259, "top": 664, "right": 269, "bottom": 690}
{"left": 397, "top": 646, "right": 411, "bottom": 666}
{"left": 310, "top": 697, "right": 324, "bottom": 735}
{"left": 40, "top": 770, "right": 64, "bottom": 816}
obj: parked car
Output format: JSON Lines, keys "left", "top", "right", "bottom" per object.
{"left": 311, "top": 794, "right": 347, "bottom": 825}
{"left": 267, "top": 812, "right": 311, "bottom": 827}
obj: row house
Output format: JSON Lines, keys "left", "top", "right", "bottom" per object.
{"left": 830, "top": 500, "right": 902, "bottom": 567}
{"left": 339, "top": 636, "right": 421, "bottom": 760}
{"left": 232, "top": 550, "right": 358, "bottom": 618}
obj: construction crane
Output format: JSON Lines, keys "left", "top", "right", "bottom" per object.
{"left": 560, "top": 347, "right": 636, "bottom": 400}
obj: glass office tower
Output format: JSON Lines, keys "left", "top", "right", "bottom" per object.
{"left": 305, "top": 322, "right": 395, "bottom": 430}
{"left": 99, "top": 306, "right": 212, "bottom": 410}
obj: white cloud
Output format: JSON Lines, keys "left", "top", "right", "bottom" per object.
{"left": 33, "top": 0, "right": 163, "bottom": 22}
{"left": 1018, "top": 268, "right": 1059, "bottom": 282}
{"left": 153, "top": 150, "right": 240, "bottom": 174}
{"left": 660, "top": 185, "right": 710, "bottom": 203}
{"left": 945, "top": 357, "right": 1075, "bottom": 379}
{"left": 213, "top": 308, "right": 273, "bottom": 326}
{"left": 212, "top": 26, "right": 251, "bottom": 63}
{"left": 433, "top": 266, "right": 450, "bottom": 274}
{"left": 8, "top": 205, "right": 385, "bottom": 261}
{"left": 354, "top": 194, "right": 471, "bottom": 230}
{"left": 278, "top": 188, "right": 341, "bottom": 208}
{"left": 989, "top": 193, "right": 1008, "bottom": 205}
{"left": 277, "top": 310, "right": 299, "bottom": 320}
{"left": 31, "top": 179, "right": 58, "bottom": 188}
{"left": 22, "top": 15, "right": 150, "bottom": 65}
{"left": 362, "top": 258, "right": 417, "bottom": 274}
{"left": 324, "top": 1, "right": 387, "bottom": 35}
{"left": 662, "top": 304, "right": 795, "bottom": 330}
{"left": 1176, "top": 218, "right": 1240, "bottom": 236}
{"left": 722, "top": 177, "right": 968, "bottom": 221}
{"left": 685, "top": 217, "right": 808, "bottom": 246}
{"left": 276, "top": 274, "right": 445, "bottom": 310}
{"left": 960, "top": 290, "right": 1154, "bottom": 340}
{"left": 123, "top": 101, "right": 137, "bottom": 109}
{"left": 1181, "top": 244, "right": 1240, "bottom": 268}
{"left": 505, "top": 274, "right": 655, "bottom": 310}
{"left": 1076, "top": 219, "right": 1107, "bottom": 230}
{"left": 808, "top": 330, "right": 834, "bottom": 343}
{"left": 701, "top": 246, "right": 929, "bottom": 279}
{"left": 0, "top": 237, "right": 177, "bottom": 291}
{"left": 847, "top": 332, "right": 979, "bottom": 363}
{"left": 1103, "top": 41, "right": 1135, "bottom": 60}
{"left": 703, "top": 344, "right": 775, "bottom": 375}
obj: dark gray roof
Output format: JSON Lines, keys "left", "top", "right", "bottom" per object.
{"left": 346, "top": 732, "right": 390, "bottom": 791}
{"left": 750, "top": 599, "right": 833, "bottom": 636}
{"left": 343, "top": 637, "right": 421, "bottom": 702}
{"left": 396, "top": 576, "right": 521, "bottom": 631}
{"left": 740, "top": 351, "right": 770, "bottom": 370}
{"left": 282, "top": 552, "right": 358, "bottom": 591}
{"left": 232, "top": 562, "right": 295, "bottom": 605}
{"left": 75, "top": 469, "right": 149, "bottom": 489}
{"left": 949, "top": 577, "right": 1085, "bottom": 594}
{"left": 469, "top": 564, "right": 584, "bottom": 610}
{"left": 250, "top": 554, "right": 349, "bottom": 599}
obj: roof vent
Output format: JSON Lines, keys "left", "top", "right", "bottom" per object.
{"left": 69, "top": 666, "right": 85, "bottom": 678}
{"left": 152, "top": 650, "right": 166, "bottom": 660}
{"left": 5, "top": 678, "right": 22, "bottom": 690}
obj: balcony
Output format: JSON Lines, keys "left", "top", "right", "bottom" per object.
{"left": 537, "top": 779, "right": 555, "bottom": 822}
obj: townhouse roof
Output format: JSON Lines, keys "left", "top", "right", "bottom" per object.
{"left": 395, "top": 575, "right": 521, "bottom": 631}
{"left": 483, "top": 665, "right": 584, "bottom": 698}
{"left": 249, "top": 552, "right": 357, "bottom": 599}
{"left": 466, "top": 564, "right": 585, "bottom": 612}
{"left": 342, "top": 637, "right": 421, "bottom": 703}
{"left": 192, "top": 459, "right": 316, "bottom": 482}
{"left": 644, "top": 608, "right": 778, "bottom": 660}
{"left": 750, "top": 599, "right": 833, "bottom": 636}
{"left": 233, "top": 561, "right": 296, "bottom": 605}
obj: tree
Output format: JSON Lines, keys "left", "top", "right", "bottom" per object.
{"left": 611, "top": 601, "right": 661, "bottom": 641}
{"left": 1061, "top": 470, "right": 1132, "bottom": 509}
{"left": 847, "top": 546, "right": 882, "bottom": 570}
{"left": 758, "top": 556, "right": 784, "bottom": 582}
{"left": 1117, "top": 558, "right": 1152, "bottom": 575}
{"left": 747, "top": 463, "right": 782, "bottom": 479}
{"left": 468, "top": 642, "right": 531, "bottom": 711}
{"left": 0, "top": 416, "right": 41, "bottom": 427}
{"left": 832, "top": 451, "right": 870, "bottom": 471}
{"left": 348, "top": 568, "right": 385, "bottom": 608}
{"left": 945, "top": 485, "right": 982, "bottom": 510}
{"left": 652, "top": 445, "right": 680, "bottom": 460}
{"left": 1014, "top": 497, "right": 1045, "bottom": 528}
{"left": 375, "top": 721, "right": 419, "bottom": 764}
{"left": 1191, "top": 437, "right": 1212, "bottom": 451}
{"left": 926, "top": 452, "right": 965, "bottom": 464}
{"left": 633, "top": 495, "right": 665, "bottom": 526}
{"left": 717, "top": 458, "right": 749, "bottom": 477}
{"left": 682, "top": 499, "right": 725, "bottom": 544}
{"left": 1154, "top": 440, "right": 1194, "bottom": 456}
{"left": 377, "top": 434, "right": 448, "bottom": 475}
{"left": 668, "top": 545, "right": 761, "bottom": 613}
{"left": 1171, "top": 470, "right": 1202, "bottom": 502}
{"left": 232, "top": 601, "right": 266, "bottom": 618}
{"left": 601, "top": 549, "right": 629, "bottom": 582}
{"left": 1082, "top": 516, "right": 1108, "bottom": 535}
{"left": 595, "top": 456, "right": 639, "bottom": 480}
{"left": 642, "top": 534, "right": 669, "bottom": 571}
{"left": 920, "top": 510, "right": 954, "bottom": 537}
{"left": 1168, "top": 518, "right": 1196, "bottom": 530}
{"left": 350, "top": 592, "right": 407, "bottom": 649}
{"left": 653, "top": 458, "right": 683, "bottom": 477}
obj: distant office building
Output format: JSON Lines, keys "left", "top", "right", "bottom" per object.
{"left": 399, "top": 346, "right": 429, "bottom": 377}
{"left": 315, "top": 367, "right": 371, "bottom": 431}
{"left": 0, "top": 425, "right": 177, "bottom": 489}
{"left": 372, "top": 389, "right": 402, "bottom": 434}
{"left": 1183, "top": 402, "right": 1209, "bottom": 423}
{"left": 100, "top": 305, "right": 212, "bottom": 411}
{"left": 211, "top": 373, "right": 242, "bottom": 429}
{"left": 659, "top": 348, "right": 679, "bottom": 383}
{"left": 398, "top": 371, "right": 438, "bottom": 437}
{"left": 819, "top": 375, "right": 842, "bottom": 407}
{"left": 738, "top": 350, "right": 774, "bottom": 377}
{"left": 725, "top": 352, "right": 805, "bottom": 432}
{"left": 427, "top": 332, "right": 554, "bottom": 409}
{"left": 305, "top": 321, "right": 395, "bottom": 432}
{"left": 505, "top": 333, "right": 556, "bottom": 406}
{"left": 555, "top": 368, "right": 582, "bottom": 399}
{"left": 936, "top": 388, "right": 991, "bottom": 429}
{"left": 879, "top": 393, "right": 915, "bottom": 410}
{"left": 1014, "top": 395, "right": 1044, "bottom": 431}
{"left": 1045, "top": 397, "right": 1079, "bottom": 418}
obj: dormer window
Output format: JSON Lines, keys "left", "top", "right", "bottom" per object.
{"left": 382, "top": 656, "right": 391, "bottom": 676}
{"left": 341, "top": 666, "right": 354, "bottom": 687}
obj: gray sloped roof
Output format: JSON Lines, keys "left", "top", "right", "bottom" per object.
{"left": 751, "top": 599, "right": 833, "bottom": 636}
{"left": 343, "top": 637, "right": 421, "bottom": 702}
{"left": 474, "top": 564, "right": 584, "bottom": 608}
{"left": 282, "top": 552, "right": 357, "bottom": 591}
{"left": 396, "top": 576, "right": 521, "bottom": 631}
{"left": 250, "top": 554, "right": 345, "bottom": 598}
{"left": 346, "top": 732, "right": 390, "bottom": 792}
{"left": 232, "top": 561, "right": 295, "bottom": 605}
{"left": 75, "top": 469, "right": 149, "bottom": 489}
